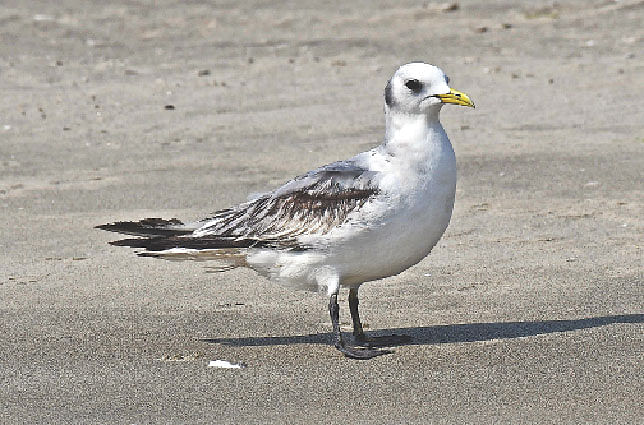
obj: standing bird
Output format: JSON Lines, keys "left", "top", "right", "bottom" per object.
{"left": 97, "top": 62, "right": 474, "bottom": 359}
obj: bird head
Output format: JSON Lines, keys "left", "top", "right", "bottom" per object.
{"left": 385, "top": 62, "right": 474, "bottom": 116}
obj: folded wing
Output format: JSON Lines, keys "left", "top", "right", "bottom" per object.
{"left": 98, "top": 159, "right": 381, "bottom": 256}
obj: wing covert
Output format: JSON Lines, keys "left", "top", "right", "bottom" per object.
{"left": 194, "top": 159, "right": 380, "bottom": 242}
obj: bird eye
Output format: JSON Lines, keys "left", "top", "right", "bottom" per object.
{"left": 404, "top": 79, "right": 423, "bottom": 93}
{"left": 445, "top": 75, "right": 450, "bottom": 84}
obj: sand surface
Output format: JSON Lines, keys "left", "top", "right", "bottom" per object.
{"left": 1, "top": 0, "right": 642, "bottom": 423}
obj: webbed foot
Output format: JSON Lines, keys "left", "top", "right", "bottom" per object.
{"left": 335, "top": 340, "right": 392, "bottom": 359}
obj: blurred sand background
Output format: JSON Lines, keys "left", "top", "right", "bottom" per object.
{"left": 1, "top": 0, "right": 642, "bottom": 423}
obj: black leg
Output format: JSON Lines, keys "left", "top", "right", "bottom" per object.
{"left": 329, "top": 293, "right": 391, "bottom": 359}
{"left": 349, "top": 287, "right": 365, "bottom": 339}
{"left": 329, "top": 293, "right": 342, "bottom": 345}
{"left": 348, "top": 287, "right": 412, "bottom": 347}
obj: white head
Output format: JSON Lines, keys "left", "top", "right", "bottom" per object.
{"left": 384, "top": 62, "right": 474, "bottom": 117}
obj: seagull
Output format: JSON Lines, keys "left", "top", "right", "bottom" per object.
{"left": 97, "top": 62, "right": 474, "bottom": 359}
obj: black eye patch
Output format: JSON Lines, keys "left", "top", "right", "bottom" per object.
{"left": 404, "top": 79, "right": 423, "bottom": 93}
{"left": 385, "top": 79, "right": 394, "bottom": 107}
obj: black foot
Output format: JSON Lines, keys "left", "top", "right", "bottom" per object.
{"left": 329, "top": 291, "right": 393, "bottom": 360}
{"left": 335, "top": 341, "right": 393, "bottom": 360}
{"left": 354, "top": 334, "right": 412, "bottom": 348}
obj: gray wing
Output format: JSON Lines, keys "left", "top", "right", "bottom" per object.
{"left": 194, "top": 159, "right": 381, "bottom": 243}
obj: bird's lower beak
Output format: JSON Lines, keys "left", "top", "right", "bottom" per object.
{"left": 435, "top": 88, "right": 475, "bottom": 108}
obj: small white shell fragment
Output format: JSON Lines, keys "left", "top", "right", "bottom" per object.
{"left": 33, "top": 14, "right": 54, "bottom": 21}
{"left": 208, "top": 360, "right": 245, "bottom": 369}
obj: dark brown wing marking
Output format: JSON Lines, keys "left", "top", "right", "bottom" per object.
{"left": 195, "top": 160, "right": 379, "bottom": 241}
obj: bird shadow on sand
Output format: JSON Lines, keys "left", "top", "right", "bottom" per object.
{"left": 200, "top": 313, "right": 642, "bottom": 348}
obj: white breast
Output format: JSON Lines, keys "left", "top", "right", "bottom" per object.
{"left": 332, "top": 127, "right": 457, "bottom": 285}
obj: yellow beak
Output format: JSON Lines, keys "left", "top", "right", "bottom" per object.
{"left": 434, "top": 88, "right": 475, "bottom": 108}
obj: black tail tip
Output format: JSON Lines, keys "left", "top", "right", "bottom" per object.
{"left": 95, "top": 217, "right": 190, "bottom": 237}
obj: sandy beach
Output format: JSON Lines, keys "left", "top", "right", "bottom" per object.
{"left": 1, "top": 0, "right": 642, "bottom": 423}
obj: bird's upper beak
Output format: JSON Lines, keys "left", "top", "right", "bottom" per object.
{"left": 434, "top": 88, "right": 475, "bottom": 108}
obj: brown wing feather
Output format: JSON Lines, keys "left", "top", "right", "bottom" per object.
{"left": 195, "top": 161, "right": 379, "bottom": 241}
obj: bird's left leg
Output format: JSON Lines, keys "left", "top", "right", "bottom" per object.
{"left": 348, "top": 286, "right": 411, "bottom": 347}
{"left": 348, "top": 287, "right": 366, "bottom": 340}
{"left": 329, "top": 292, "right": 390, "bottom": 359}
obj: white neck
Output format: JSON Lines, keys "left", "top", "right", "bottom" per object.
{"left": 383, "top": 107, "right": 446, "bottom": 155}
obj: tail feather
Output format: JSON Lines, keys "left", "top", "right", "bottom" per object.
{"left": 97, "top": 217, "right": 302, "bottom": 268}
{"left": 108, "top": 235, "right": 298, "bottom": 251}
{"left": 95, "top": 217, "right": 194, "bottom": 237}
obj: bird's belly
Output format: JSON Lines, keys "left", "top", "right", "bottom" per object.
{"left": 335, "top": 186, "right": 455, "bottom": 286}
